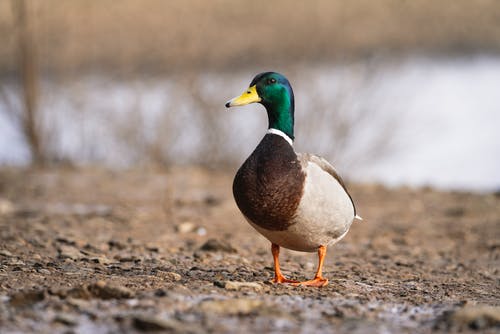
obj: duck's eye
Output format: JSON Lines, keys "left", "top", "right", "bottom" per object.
{"left": 268, "top": 78, "right": 277, "bottom": 84}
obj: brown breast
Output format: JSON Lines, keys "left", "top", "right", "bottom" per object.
{"left": 232, "top": 134, "right": 305, "bottom": 231}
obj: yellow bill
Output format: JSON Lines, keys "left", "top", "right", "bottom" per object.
{"left": 225, "top": 85, "right": 261, "bottom": 108}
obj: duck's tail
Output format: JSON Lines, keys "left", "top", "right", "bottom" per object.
{"left": 355, "top": 215, "right": 363, "bottom": 221}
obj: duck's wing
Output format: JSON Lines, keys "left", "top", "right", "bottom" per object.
{"left": 298, "top": 153, "right": 362, "bottom": 220}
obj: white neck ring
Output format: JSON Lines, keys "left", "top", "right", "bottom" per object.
{"left": 267, "top": 128, "right": 293, "bottom": 146}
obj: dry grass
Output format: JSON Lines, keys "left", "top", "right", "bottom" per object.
{"left": 1, "top": 0, "right": 500, "bottom": 75}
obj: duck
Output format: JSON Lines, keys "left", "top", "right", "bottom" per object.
{"left": 225, "top": 72, "right": 362, "bottom": 287}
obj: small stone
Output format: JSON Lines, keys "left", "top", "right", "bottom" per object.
{"left": 0, "top": 198, "right": 14, "bottom": 215}
{"left": 89, "top": 281, "right": 134, "bottom": 299}
{"left": 10, "top": 289, "right": 45, "bottom": 307}
{"left": 219, "top": 281, "right": 263, "bottom": 291}
{"left": 64, "top": 281, "right": 134, "bottom": 300}
{"left": 95, "top": 280, "right": 106, "bottom": 288}
{"left": 204, "top": 194, "right": 221, "bottom": 206}
{"left": 146, "top": 244, "right": 160, "bottom": 252}
{"left": 53, "top": 313, "right": 78, "bottom": 326}
{"left": 154, "top": 289, "right": 167, "bottom": 297}
{"left": 132, "top": 315, "right": 183, "bottom": 332}
{"left": 65, "top": 286, "right": 92, "bottom": 300}
{"left": 9, "top": 258, "right": 25, "bottom": 266}
{"left": 157, "top": 271, "right": 182, "bottom": 282}
{"left": 486, "top": 240, "right": 500, "bottom": 250}
{"left": 114, "top": 254, "right": 137, "bottom": 262}
{"left": 196, "top": 227, "right": 207, "bottom": 236}
{"left": 175, "top": 222, "right": 197, "bottom": 234}
{"left": 56, "top": 236, "right": 76, "bottom": 245}
{"left": 0, "top": 249, "right": 13, "bottom": 257}
{"left": 449, "top": 305, "right": 500, "bottom": 330}
{"left": 198, "top": 298, "right": 263, "bottom": 316}
{"left": 58, "top": 245, "right": 84, "bottom": 260}
{"left": 88, "top": 255, "right": 114, "bottom": 265}
{"left": 66, "top": 298, "right": 91, "bottom": 310}
{"left": 108, "top": 239, "right": 127, "bottom": 250}
{"left": 199, "top": 239, "right": 237, "bottom": 253}
{"left": 37, "top": 268, "right": 51, "bottom": 275}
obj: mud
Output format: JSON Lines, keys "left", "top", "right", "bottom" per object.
{"left": 0, "top": 168, "right": 498, "bottom": 333}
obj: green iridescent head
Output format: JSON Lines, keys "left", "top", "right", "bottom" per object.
{"left": 226, "top": 72, "right": 295, "bottom": 140}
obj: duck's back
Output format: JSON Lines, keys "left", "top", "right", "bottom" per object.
{"left": 232, "top": 134, "right": 305, "bottom": 231}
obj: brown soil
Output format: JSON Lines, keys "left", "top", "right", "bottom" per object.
{"left": 0, "top": 167, "right": 499, "bottom": 333}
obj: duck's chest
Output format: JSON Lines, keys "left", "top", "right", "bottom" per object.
{"left": 232, "top": 135, "right": 305, "bottom": 231}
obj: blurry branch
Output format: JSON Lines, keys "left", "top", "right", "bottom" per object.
{"left": 147, "top": 83, "right": 184, "bottom": 167}
{"left": 184, "top": 75, "right": 231, "bottom": 168}
{"left": 297, "top": 64, "right": 398, "bottom": 174}
{"left": 0, "top": 83, "right": 19, "bottom": 123}
{"left": 13, "top": 0, "right": 43, "bottom": 165}
{"left": 109, "top": 81, "right": 181, "bottom": 167}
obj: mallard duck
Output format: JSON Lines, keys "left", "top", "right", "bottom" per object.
{"left": 225, "top": 72, "right": 362, "bottom": 287}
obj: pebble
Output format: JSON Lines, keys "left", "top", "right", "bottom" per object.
{"left": 198, "top": 298, "right": 263, "bottom": 315}
{"left": 176, "top": 222, "right": 197, "bottom": 234}
{"left": 62, "top": 281, "right": 135, "bottom": 300}
{"left": 204, "top": 194, "right": 221, "bottom": 206}
{"left": 146, "top": 244, "right": 160, "bottom": 252}
{"left": 88, "top": 255, "right": 114, "bottom": 265}
{"left": 127, "top": 299, "right": 140, "bottom": 307}
{"left": 53, "top": 313, "right": 78, "bottom": 327}
{"left": 89, "top": 280, "right": 135, "bottom": 299}
{"left": 8, "top": 258, "right": 25, "bottom": 266}
{"left": 154, "top": 289, "right": 167, "bottom": 297}
{"left": 37, "top": 268, "right": 51, "bottom": 275}
{"left": 66, "top": 298, "right": 91, "bottom": 310}
{"left": 108, "top": 239, "right": 127, "bottom": 250}
{"left": 0, "top": 249, "right": 13, "bottom": 257}
{"left": 0, "top": 198, "right": 14, "bottom": 215}
{"left": 442, "top": 305, "right": 500, "bottom": 330}
{"left": 199, "top": 239, "right": 237, "bottom": 253}
{"left": 114, "top": 254, "right": 139, "bottom": 262}
{"left": 9, "top": 289, "right": 45, "bottom": 307}
{"left": 157, "top": 271, "right": 182, "bottom": 282}
{"left": 58, "top": 245, "right": 84, "bottom": 260}
{"left": 132, "top": 315, "right": 196, "bottom": 332}
{"left": 217, "top": 281, "right": 263, "bottom": 292}
{"left": 196, "top": 227, "right": 207, "bottom": 236}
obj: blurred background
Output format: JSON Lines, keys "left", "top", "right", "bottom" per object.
{"left": 1, "top": 0, "right": 499, "bottom": 191}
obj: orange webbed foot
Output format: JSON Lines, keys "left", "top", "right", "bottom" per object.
{"left": 271, "top": 274, "right": 300, "bottom": 284}
{"left": 292, "top": 277, "right": 328, "bottom": 287}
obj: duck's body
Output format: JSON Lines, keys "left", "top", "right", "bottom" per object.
{"left": 233, "top": 130, "right": 355, "bottom": 252}
{"left": 226, "top": 72, "right": 360, "bottom": 287}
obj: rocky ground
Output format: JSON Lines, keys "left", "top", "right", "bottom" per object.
{"left": 0, "top": 167, "right": 498, "bottom": 333}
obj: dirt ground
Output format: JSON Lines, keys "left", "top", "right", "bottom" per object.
{"left": 0, "top": 167, "right": 498, "bottom": 333}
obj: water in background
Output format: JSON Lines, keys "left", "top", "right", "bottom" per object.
{"left": 1, "top": 56, "right": 499, "bottom": 192}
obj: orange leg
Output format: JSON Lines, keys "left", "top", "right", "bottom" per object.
{"left": 271, "top": 243, "right": 299, "bottom": 284}
{"left": 292, "top": 245, "right": 329, "bottom": 287}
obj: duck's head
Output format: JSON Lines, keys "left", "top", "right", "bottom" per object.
{"left": 226, "top": 72, "right": 295, "bottom": 140}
